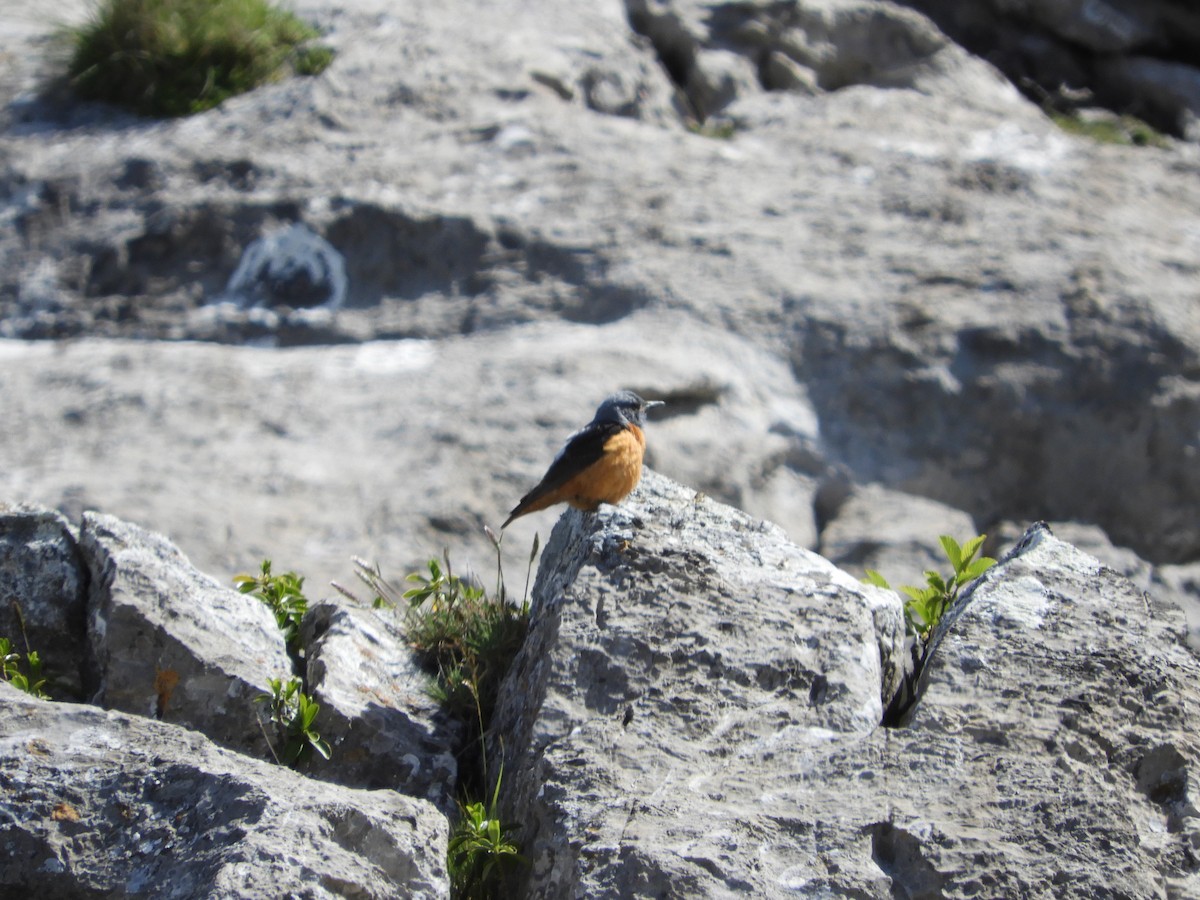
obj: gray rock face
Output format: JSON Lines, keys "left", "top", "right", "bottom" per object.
{"left": 80, "top": 511, "right": 293, "bottom": 756}
{"left": 491, "top": 474, "right": 1200, "bottom": 898}
{"left": 0, "top": 683, "right": 449, "bottom": 899}
{"left": 904, "top": 0, "right": 1200, "bottom": 136}
{"left": 300, "top": 601, "right": 461, "bottom": 813}
{"left": 0, "top": 0, "right": 1197, "bottom": 582}
{"left": 0, "top": 0, "right": 1196, "bottom": 582}
{"left": 490, "top": 470, "right": 907, "bottom": 897}
{"left": 0, "top": 503, "right": 88, "bottom": 697}
{"left": 0, "top": 504, "right": 454, "bottom": 896}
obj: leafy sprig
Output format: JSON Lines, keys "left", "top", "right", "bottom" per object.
{"left": 866, "top": 534, "right": 997, "bottom": 638}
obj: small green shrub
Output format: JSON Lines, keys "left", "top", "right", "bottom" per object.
{"left": 448, "top": 765, "right": 526, "bottom": 900}
{"left": 256, "top": 674, "right": 331, "bottom": 766}
{"left": 0, "top": 636, "right": 49, "bottom": 699}
{"left": 236, "top": 560, "right": 327, "bottom": 766}
{"left": 866, "top": 534, "right": 997, "bottom": 638}
{"left": 66, "top": 0, "right": 334, "bottom": 117}
{"left": 235, "top": 559, "right": 308, "bottom": 653}
{"left": 399, "top": 552, "right": 529, "bottom": 732}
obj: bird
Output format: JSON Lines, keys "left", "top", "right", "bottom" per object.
{"left": 502, "top": 390, "right": 664, "bottom": 528}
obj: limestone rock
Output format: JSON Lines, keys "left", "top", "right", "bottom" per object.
{"left": 1157, "top": 562, "right": 1200, "bottom": 653}
{"left": 0, "top": 683, "right": 449, "bottom": 899}
{"left": 80, "top": 512, "right": 293, "bottom": 757}
{"left": 491, "top": 477, "right": 1200, "bottom": 897}
{"left": 0, "top": 0, "right": 1197, "bottom": 638}
{"left": 906, "top": 0, "right": 1200, "bottom": 136}
{"left": 490, "top": 470, "right": 907, "bottom": 897}
{"left": 0, "top": 503, "right": 88, "bottom": 697}
{"left": 300, "top": 601, "right": 460, "bottom": 813}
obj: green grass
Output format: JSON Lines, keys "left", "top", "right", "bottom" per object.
{"left": 347, "top": 529, "right": 536, "bottom": 900}
{"left": 398, "top": 553, "right": 530, "bottom": 735}
{"left": 66, "top": 0, "right": 334, "bottom": 117}
{"left": 1051, "top": 112, "right": 1170, "bottom": 148}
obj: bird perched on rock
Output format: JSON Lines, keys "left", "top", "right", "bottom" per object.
{"left": 502, "top": 390, "right": 664, "bottom": 528}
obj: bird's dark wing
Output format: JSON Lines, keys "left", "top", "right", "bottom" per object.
{"left": 506, "top": 421, "right": 624, "bottom": 519}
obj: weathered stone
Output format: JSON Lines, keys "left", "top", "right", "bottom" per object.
{"left": 491, "top": 478, "right": 1200, "bottom": 897}
{"left": 1156, "top": 562, "right": 1200, "bottom": 653}
{"left": 80, "top": 512, "right": 293, "bottom": 757}
{"left": 299, "top": 601, "right": 461, "bottom": 814}
{"left": 0, "top": 0, "right": 1197, "bottom": 580}
{"left": 490, "top": 470, "right": 906, "bottom": 897}
{"left": 0, "top": 503, "right": 88, "bottom": 698}
{"left": 0, "top": 683, "right": 449, "bottom": 899}
{"left": 906, "top": 0, "right": 1200, "bottom": 135}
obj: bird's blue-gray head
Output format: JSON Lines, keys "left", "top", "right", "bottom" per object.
{"left": 592, "top": 390, "right": 664, "bottom": 427}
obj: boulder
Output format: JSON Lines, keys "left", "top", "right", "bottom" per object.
{"left": 0, "top": 503, "right": 88, "bottom": 698}
{"left": 491, "top": 474, "right": 1200, "bottom": 897}
{"left": 0, "top": 683, "right": 449, "bottom": 899}
{"left": 489, "top": 470, "right": 907, "bottom": 896}
{"left": 905, "top": 0, "right": 1200, "bottom": 136}
{"left": 80, "top": 512, "right": 293, "bottom": 757}
{"left": 300, "top": 601, "right": 461, "bottom": 814}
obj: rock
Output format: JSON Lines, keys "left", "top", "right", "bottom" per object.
{"left": 80, "top": 512, "right": 293, "bottom": 757}
{"left": 1156, "top": 562, "right": 1200, "bottom": 653}
{"left": 0, "top": 0, "right": 1198, "bottom": 611}
{"left": 886, "top": 525, "right": 1200, "bottom": 897}
{"left": 489, "top": 470, "right": 907, "bottom": 897}
{"left": 491, "top": 477, "right": 1200, "bottom": 897}
{"left": 818, "top": 482, "right": 980, "bottom": 587}
{"left": 992, "top": 519, "right": 1200, "bottom": 653}
{"left": 906, "top": 0, "right": 1200, "bottom": 136}
{"left": 1098, "top": 56, "right": 1200, "bottom": 141}
{"left": 0, "top": 683, "right": 449, "bottom": 899}
{"left": 0, "top": 503, "right": 88, "bottom": 698}
{"left": 300, "top": 601, "right": 461, "bottom": 813}
{"left": 222, "top": 223, "right": 348, "bottom": 311}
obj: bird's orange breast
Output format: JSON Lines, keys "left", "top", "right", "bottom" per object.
{"left": 563, "top": 424, "right": 645, "bottom": 510}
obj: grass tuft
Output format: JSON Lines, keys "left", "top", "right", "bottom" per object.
{"left": 348, "top": 528, "right": 537, "bottom": 899}
{"left": 66, "top": 0, "right": 334, "bottom": 117}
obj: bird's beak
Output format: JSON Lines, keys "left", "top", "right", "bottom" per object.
{"left": 644, "top": 400, "right": 665, "bottom": 410}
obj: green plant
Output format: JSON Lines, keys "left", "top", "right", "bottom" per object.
{"left": 1050, "top": 112, "right": 1170, "bottom": 148}
{"left": 686, "top": 118, "right": 736, "bottom": 140}
{"left": 0, "top": 636, "right": 49, "bottom": 699}
{"left": 345, "top": 528, "right": 536, "bottom": 898}
{"left": 448, "top": 764, "right": 526, "bottom": 900}
{"left": 235, "top": 560, "right": 308, "bottom": 653}
{"left": 352, "top": 535, "right": 533, "bottom": 736}
{"left": 66, "top": 0, "right": 334, "bottom": 117}
{"left": 865, "top": 534, "right": 997, "bottom": 638}
{"left": 256, "top": 674, "right": 331, "bottom": 766}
